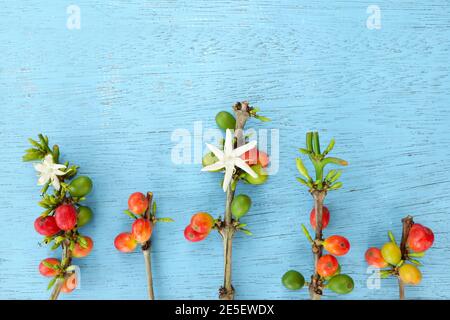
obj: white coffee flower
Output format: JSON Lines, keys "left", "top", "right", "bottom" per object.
{"left": 34, "top": 154, "right": 66, "bottom": 190}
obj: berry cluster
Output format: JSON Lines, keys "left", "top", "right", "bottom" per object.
{"left": 114, "top": 192, "right": 173, "bottom": 299}
{"left": 365, "top": 216, "right": 434, "bottom": 299}
{"left": 185, "top": 102, "right": 271, "bottom": 300}
{"left": 24, "top": 135, "right": 94, "bottom": 299}
{"left": 282, "top": 132, "right": 353, "bottom": 299}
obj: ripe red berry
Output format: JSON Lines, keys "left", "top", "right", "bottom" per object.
{"left": 34, "top": 216, "right": 61, "bottom": 236}
{"left": 407, "top": 224, "right": 434, "bottom": 252}
{"left": 241, "top": 148, "right": 270, "bottom": 168}
{"left": 184, "top": 225, "right": 208, "bottom": 242}
{"left": 323, "top": 235, "right": 350, "bottom": 256}
{"left": 55, "top": 204, "right": 77, "bottom": 231}
{"left": 132, "top": 219, "right": 153, "bottom": 243}
{"left": 190, "top": 212, "right": 214, "bottom": 234}
{"left": 310, "top": 206, "right": 330, "bottom": 230}
{"left": 114, "top": 232, "right": 137, "bottom": 253}
{"left": 38, "top": 258, "right": 60, "bottom": 277}
{"left": 317, "top": 255, "right": 339, "bottom": 278}
{"left": 72, "top": 236, "right": 94, "bottom": 258}
{"left": 365, "top": 247, "right": 388, "bottom": 268}
{"left": 128, "top": 192, "right": 149, "bottom": 215}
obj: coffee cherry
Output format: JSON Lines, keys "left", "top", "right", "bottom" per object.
{"left": 365, "top": 247, "right": 388, "bottom": 268}
{"left": 55, "top": 204, "right": 77, "bottom": 231}
{"left": 61, "top": 273, "right": 77, "bottom": 293}
{"left": 77, "top": 206, "right": 93, "bottom": 227}
{"left": 241, "top": 148, "right": 270, "bottom": 168}
{"left": 184, "top": 225, "right": 208, "bottom": 242}
{"left": 244, "top": 164, "right": 268, "bottom": 185}
{"left": 132, "top": 219, "right": 153, "bottom": 243}
{"left": 407, "top": 224, "right": 434, "bottom": 252}
{"left": 190, "top": 212, "right": 214, "bottom": 234}
{"left": 34, "top": 216, "right": 61, "bottom": 236}
{"left": 68, "top": 176, "right": 93, "bottom": 198}
{"left": 399, "top": 264, "right": 422, "bottom": 285}
{"left": 282, "top": 270, "right": 305, "bottom": 290}
{"left": 72, "top": 236, "right": 94, "bottom": 258}
{"left": 317, "top": 255, "right": 339, "bottom": 278}
{"left": 310, "top": 206, "right": 330, "bottom": 230}
{"left": 114, "top": 232, "right": 137, "bottom": 253}
{"left": 202, "top": 152, "right": 220, "bottom": 171}
{"left": 381, "top": 242, "right": 402, "bottom": 265}
{"left": 231, "top": 194, "right": 252, "bottom": 220}
{"left": 128, "top": 192, "right": 149, "bottom": 215}
{"left": 39, "top": 258, "right": 60, "bottom": 277}
{"left": 215, "top": 111, "right": 236, "bottom": 131}
{"left": 323, "top": 235, "right": 350, "bottom": 256}
{"left": 327, "top": 274, "right": 354, "bottom": 294}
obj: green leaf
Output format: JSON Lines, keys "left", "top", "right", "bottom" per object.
{"left": 77, "top": 236, "right": 88, "bottom": 249}
{"left": 306, "top": 132, "right": 313, "bottom": 152}
{"left": 47, "top": 277, "right": 57, "bottom": 290}
{"left": 299, "top": 148, "right": 311, "bottom": 155}
{"left": 322, "top": 157, "right": 348, "bottom": 167}
{"left": 328, "top": 182, "right": 343, "bottom": 190}
{"left": 52, "top": 145, "right": 60, "bottom": 163}
{"left": 253, "top": 114, "right": 271, "bottom": 122}
{"left": 296, "top": 158, "right": 311, "bottom": 180}
{"left": 152, "top": 201, "right": 157, "bottom": 217}
{"left": 42, "top": 260, "right": 59, "bottom": 270}
{"left": 328, "top": 170, "right": 342, "bottom": 183}
{"left": 296, "top": 177, "right": 310, "bottom": 187}
{"left": 301, "top": 224, "right": 314, "bottom": 244}
{"left": 156, "top": 217, "right": 174, "bottom": 223}
{"left": 28, "top": 138, "right": 42, "bottom": 149}
{"left": 325, "top": 170, "right": 337, "bottom": 181}
{"left": 51, "top": 242, "right": 61, "bottom": 250}
{"left": 123, "top": 210, "right": 138, "bottom": 220}
{"left": 408, "top": 252, "right": 425, "bottom": 258}
{"left": 312, "top": 132, "right": 321, "bottom": 155}
{"left": 237, "top": 223, "right": 247, "bottom": 228}
{"left": 240, "top": 229, "right": 253, "bottom": 236}
{"left": 388, "top": 231, "right": 396, "bottom": 244}
{"left": 409, "top": 259, "right": 423, "bottom": 266}
{"left": 323, "top": 138, "right": 335, "bottom": 155}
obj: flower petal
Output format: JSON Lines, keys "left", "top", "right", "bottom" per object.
{"left": 222, "top": 164, "right": 234, "bottom": 192}
{"left": 234, "top": 158, "right": 258, "bottom": 178}
{"left": 51, "top": 177, "right": 61, "bottom": 191}
{"left": 53, "top": 163, "right": 66, "bottom": 170}
{"left": 43, "top": 154, "right": 54, "bottom": 165}
{"left": 53, "top": 169, "right": 66, "bottom": 176}
{"left": 232, "top": 140, "right": 257, "bottom": 157}
{"left": 34, "top": 163, "right": 45, "bottom": 173}
{"left": 205, "top": 143, "right": 224, "bottom": 160}
{"left": 38, "top": 175, "right": 49, "bottom": 185}
{"left": 201, "top": 162, "right": 225, "bottom": 172}
{"left": 224, "top": 129, "right": 234, "bottom": 155}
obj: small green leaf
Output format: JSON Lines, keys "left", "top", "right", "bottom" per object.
{"left": 123, "top": 210, "right": 138, "bottom": 220}
{"left": 47, "top": 277, "right": 57, "bottom": 290}
{"left": 388, "top": 231, "right": 396, "bottom": 244}
{"left": 409, "top": 259, "right": 423, "bottom": 266}
{"left": 328, "top": 182, "right": 343, "bottom": 190}
{"left": 156, "top": 217, "right": 174, "bottom": 223}
{"left": 306, "top": 132, "right": 313, "bottom": 152}
{"left": 408, "top": 252, "right": 425, "bottom": 258}
{"left": 301, "top": 224, "right": 314, "bottom": 244}
{"left": 312, "top": 132, "right": 321, "bottom": 155}
{"left": 296, "top": 177, "right": 310, "bottom": 187}
{"left": 296, "top": 158, "right": 311, "bottom": 180}
{"left": 42, "top": 260, "right": 59, "bottom": 270}
{"left": 299, "top": 148, "right": 311, "bottom": 155}
{"left": 77, "top": 236, "right": 88, "bottom": 249}
{"left": 322, "top": 157, "right": 348, "bottom": 167}
{"left": 51, "top": 242, "right": 61, "bottom": 250}
{"left": 240, "top": 229, "right": 253, "bottom": 236}
{"left": 152, "top": 202, "right": 157, "bottom": 216}
{"left": 253, "top": 114, "right": 271, "bottom": 122}
{"left": 323, "top": 138, "right": 335, "bottom": 155}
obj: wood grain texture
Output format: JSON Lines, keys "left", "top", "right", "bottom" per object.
{"left": 0, "top": 0, "right": 449, "bottom": 299}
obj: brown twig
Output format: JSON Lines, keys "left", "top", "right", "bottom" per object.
{"left": 397, "top": 215, "right": 414, "bottom": 300}
{"left": 309, "top": 190, "right": 327, "bottom": 300}
{"left": 50, "top": 240, "right": 72, "bottom": 300}
{"left": 142, "top": 192, "right": 155, "bottom": 300}
{"left": 218, "top": 101, "right": 250, "bottom": 300}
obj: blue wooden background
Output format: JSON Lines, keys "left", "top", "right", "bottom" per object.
{"left": 0, "top": 0, "right": 449, "bottom": 300}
